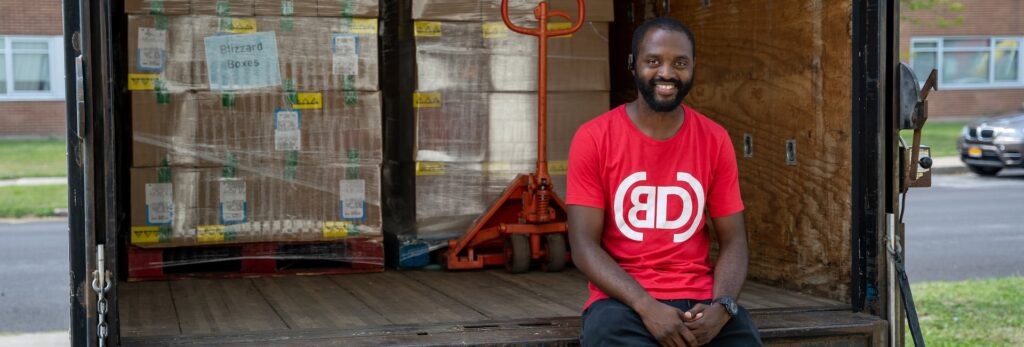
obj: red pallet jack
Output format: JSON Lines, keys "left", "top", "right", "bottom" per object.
{"left": 444, "top": 0, "right": 586, "bottom": 273}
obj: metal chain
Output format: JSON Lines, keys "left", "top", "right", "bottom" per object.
{"left": 91, "top": 270, "right": 111, "bottom": 347}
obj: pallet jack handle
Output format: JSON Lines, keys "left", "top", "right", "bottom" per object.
{"left": 500, "top": 0, "right": 585, "bottom": 185}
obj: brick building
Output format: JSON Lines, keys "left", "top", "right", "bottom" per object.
{"left": 902, "top": 0, "right": 1024, "bottom": 119}
{"left": 0, "top": 0, "right": 65, "bottom": 137}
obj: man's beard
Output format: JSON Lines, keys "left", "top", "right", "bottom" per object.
{"left": 635, "top": 74, "right": 692, "bottom": 113}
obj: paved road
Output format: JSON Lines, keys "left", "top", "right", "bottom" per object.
{"left": 904, "top": 169, "right": 1024, "bottom": 283}
{"left": 0, "top": 221, "right": 69, "bottom": 334}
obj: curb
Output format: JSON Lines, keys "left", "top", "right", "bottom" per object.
{"left": 931, "top": 164, "right": 970, "bottom": 176}
{"left": 0, "top": 177, "right": 67, "bottom": 187}
{"left": 928, "top": 156, "right": 971, "bottom": 176}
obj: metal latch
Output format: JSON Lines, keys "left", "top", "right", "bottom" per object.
{"left": 74, "top": 54, "right": 86, "bottom": 141}
{"left": 898, "top": 63, "right": 937, "bottom": 191}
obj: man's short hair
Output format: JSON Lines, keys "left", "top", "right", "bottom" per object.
{"left": 630, "top": 17, "right": 696, "bottom": 70}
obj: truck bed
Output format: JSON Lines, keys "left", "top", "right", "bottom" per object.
{"left": 118, "top": 269, "right": 875, "bottom": 346}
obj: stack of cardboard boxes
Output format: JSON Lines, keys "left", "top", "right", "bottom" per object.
{"left": 126, "top": 0, "right": 384, "bottom": 259}
{"left": 410, "top": 0, "right": 613, "bottom": 239}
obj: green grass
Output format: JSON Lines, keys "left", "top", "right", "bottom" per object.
{"left": 909, "top": 276, "right": 1024, "bottom": 346}
{"left": 0, "top": 185, "right": 68, "bottom": 218}
{"left": 0, "top": 138, "right": 68, "bottom": 179}
{"left": 900, "top": 121, "right": 965, "bottom": 158}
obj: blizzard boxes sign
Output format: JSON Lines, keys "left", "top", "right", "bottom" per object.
{"left": 204, "top": 32, "right": 282, "bottom": 90}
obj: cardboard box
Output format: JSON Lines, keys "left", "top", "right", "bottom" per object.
{"left": 132, "top": 91, "right": 383, "bottom": 168}
{"left": 481, "top": 0, "right": 614, "bottom": 22}
{"left": 127, "top": 15, "right": 196, "bottom": 92}
{"left": 317, "top": 0, "right": 379, "bottom": 17}
{"left": 412, "top": 0, "right": 613, "bottom": 22}
{"left": 125, "top": 0, "right": 190, "bottom": 14}
{"left": 130, "top": 167, "right": 216, "bottom": 241}
{"left": 193, "top": 90, "right": 383, "bottom": 167}
{"left": 191, "top": 0, "right": 256, "bottom": 16}
{"left": 413, "top": 91, "right": 489, "bottom": 162}
{"left": 411, "top": 0, "right": 480, "bottom": 21}
{"left": 414, "top": 22, "right": 609, "bottom": 92}
{"left": 255, "top": 0, "right": 318, "bottom": 16}
{"left": 487, "top": 21, "right": 609, "bottom": 91}
{"left": 241, "top": 163, "right": 383, "bottom": 239}
{"left": 131, "top": 164, "right": 383, "bottom": 245}
{"left": 414, "top": 91, "right": 609, "bottom": 162}
{"left": 131, "top": 91, "right": 207, "bottom": 168}
{"left": 414, "top": 162, "right": 488, "bottom": 240}
{"left": 191, "top": 16, "right": 380, "bottom": 91}
{"left": 414, "top": 161, "right": 568, "bottom": 240}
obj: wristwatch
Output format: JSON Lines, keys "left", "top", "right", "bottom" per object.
{"left": 712, "top": 296, "right": 739, "bottom": 318}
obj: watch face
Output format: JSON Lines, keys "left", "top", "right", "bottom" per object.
{"left": 726, "top": 301, "right": 738, "bottom": 316}
{"left": 716, "top": 297, "right": 738, "bottom": 316}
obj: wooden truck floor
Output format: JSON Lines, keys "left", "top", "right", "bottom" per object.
{"left": 119, "top": 268, "right": 883, "bottom": 346}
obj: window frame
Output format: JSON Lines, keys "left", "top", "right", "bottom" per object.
{"left": 910, "top": 36, "right": 1024, "bottom": 90}
{"left": 0, "top": 35, "right": 66, "bottom": 101}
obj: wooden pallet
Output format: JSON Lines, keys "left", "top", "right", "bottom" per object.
{"left": 127, "top": 237, "right": 384, "bottom": 281}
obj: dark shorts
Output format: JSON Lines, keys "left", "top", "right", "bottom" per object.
{"left": 581, "top": 298, "right": 763, "bottom": 347}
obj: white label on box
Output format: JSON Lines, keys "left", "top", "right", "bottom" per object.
{"left": 204, "top": 32, "right": 282, "bottom": 90}
{"left": 219, "top": 180, "right": 246, "bottom": 202}
{"left": 274, "top": 109, "right": 301, "bottom": 151}
{"left": 138, "top": 28, "right": 168, "bottom": 71}
{"left": 138, "top": 47, "right": 164, "bottom": 71}
{"left": 339, "top": 179, "right": 365, "bottom": 219}
{"left": 219, "top": 179, "right": 247, "bottom": 223}
{"left": 139, "top": 28, "right": 168, "bottom": 50}
{"left": 220, "top": 200, "right": 246, "bottom": 223}
{"left": 332, "top": 54, "right": 358, "bottom": 76}
{"left": 145, "top": 183, "right": 174, "bottom": 225}
{"left": 220, "top": 181, "right": 247, "bottom": 224}
{"left": 332, "top": 34, "right": 358, "bottom": 56}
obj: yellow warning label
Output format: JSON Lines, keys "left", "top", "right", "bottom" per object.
{"left": 127, "top": 74, "right": 160, "bottom": 91}
{"left": 293, "top": 92, "right": 323, "bottom": 109}
{"left": 225, "top": 19, "right": 258, "bottom": 34}
{"left": 414, "top": 21, "right": 442, "bottom": 37}
{"left": 322, "top": 221, "right": 353, "bottom": 239}
{"left": 549, "top": 160, "right": 568, "bottom": 175}
{"left": 549, "top": 22, "right": 574, "bottom": 38}
{"left": 415, "top": 162, "right": 445, "bottom": 176}
{"left": 413, "top": 92, "right": 441, "bottom": 108}
{"left": 482, "top": 22, "right": 508, "bottom": 39}
{"left": 347, "top": 18, "right": 378, "bottom": 34}
{"left": 131, "top": 226, "right": 162, "bottom": 244}
{"left": 197, "top": 225, "right": 227, "bottom": 243}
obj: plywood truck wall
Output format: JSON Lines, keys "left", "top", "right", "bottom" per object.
{"left": 670, "top": 0, "right": 854, "bottom": 302}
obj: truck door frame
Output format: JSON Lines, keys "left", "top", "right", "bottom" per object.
{"left": 65, "top": 0, "right": 903, "bottom": 345}
{"left": 66, "top": 0, "right": 125, "bottom": 345}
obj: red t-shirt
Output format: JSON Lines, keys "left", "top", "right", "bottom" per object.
{"left": 566, "top": 104, "right": 744, "bottom": 310}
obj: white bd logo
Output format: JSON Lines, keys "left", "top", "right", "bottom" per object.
{"left": 613, "top": 172, "right": 705, "bottom": 243}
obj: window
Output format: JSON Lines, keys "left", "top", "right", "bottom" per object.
{"left": 0, "top": 36, "right": 65, "bottom": 100}
{"left": 910, "top": 36, "right": 1024, "bottom": 89}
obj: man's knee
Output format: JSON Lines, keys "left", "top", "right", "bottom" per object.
{"left": 581, "top": 299, "right": 655, "bottom": 347}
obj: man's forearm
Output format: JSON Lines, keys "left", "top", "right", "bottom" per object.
{"left": 711, "top": 240, "right": 748, "bottom": 299}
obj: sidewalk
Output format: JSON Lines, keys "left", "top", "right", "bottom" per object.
{"left": 0, "top": 177, "right": 66, "bottom": 187}
{"left": 0, "top": 331, "right": 68, "bottom": 347}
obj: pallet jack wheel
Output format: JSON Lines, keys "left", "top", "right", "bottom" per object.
{"left": 505, "top": 234, "right": 531, "bottom": 273}
{"left": 542, "top": 234, "right": 567, "bottom": 272}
